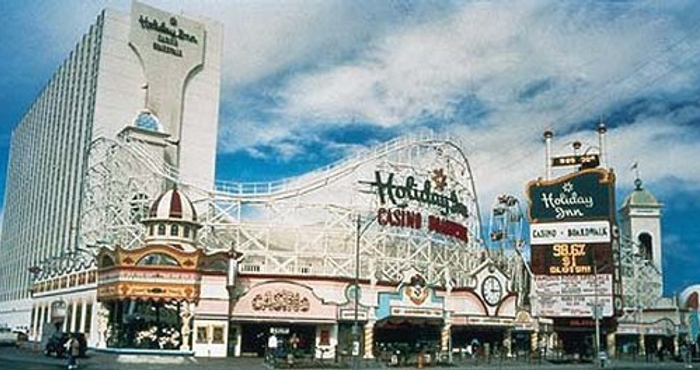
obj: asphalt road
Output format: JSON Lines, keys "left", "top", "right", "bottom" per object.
{"left": 0, "top": 346, "right": 697, "bottom": 370}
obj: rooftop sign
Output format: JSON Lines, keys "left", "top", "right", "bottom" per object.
{"left": 526, "top": 169, "right": 615, "bottom": 223}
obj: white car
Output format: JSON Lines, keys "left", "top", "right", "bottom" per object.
{"left": 0, "top": 327, "right": 17, "bottom": 346}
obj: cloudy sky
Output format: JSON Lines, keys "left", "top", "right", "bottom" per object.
{"left": 1, "top": 0, "right": 699, "bottom": 295}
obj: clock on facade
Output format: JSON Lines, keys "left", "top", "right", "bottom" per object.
{"left": 481, "top": 275, "right": 503, "bottom": 306}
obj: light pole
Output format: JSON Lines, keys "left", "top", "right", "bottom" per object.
{"left": 353, "top": 213, "right": 378, "bottom": 370}
{"left": 592, "top": 258, "right": 614, "bottom": 367}
{"left": 593, "top": 263, "right": 601, "bottom": 365}
{"left": 352, "top": 204, "right": 406, "bottom": 370}
{"left": 352, "top": 214, "right": 362, "bottom": 370}
{"left": 353, "top": 206, "right": 400, "bottom": 370}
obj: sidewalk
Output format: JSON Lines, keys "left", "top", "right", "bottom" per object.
{"left": 0, "top": 346, "right": 695, "bottom": 370}
{"left": 0, "top": 345, "right": 197, "bottom": 369}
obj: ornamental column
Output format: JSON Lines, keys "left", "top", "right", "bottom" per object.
{"left": 606, "top": 332, "right": 616, "bottom": 358}
{"left": 95, "top": 303, "right": 110, "bottom": 348}
{"left": 441, "top": 319, "right": 451, "bottom": 355}
{"left": 180, "top": 301, "right": 195, "bottom": 351}
{"left": 363, "top": 319, "right": 375, "bottom": 359}
{"left": 674, "top": 335, "right": 680, "bottom": 357}
{"left": 33, "top": 305, "right": 43, "bottom": 342}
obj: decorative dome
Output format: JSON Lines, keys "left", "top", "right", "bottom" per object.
{"left": 622, "top": 178, "right": 660, "bottom": 208}
{"left": 148, "top": 188, "right": 198, "bottom": 223}
{"left": 133, "top": 110, "right": 162, "bottom": 132}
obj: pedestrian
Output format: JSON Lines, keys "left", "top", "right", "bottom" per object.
{"left": 289, "top": 333, "right": 300, "bottom": 352}
{"left": 267, "top": 333, "right": 278, "bottom": 364}
{"left": 64, "top": 334, "right": 80, "bottom": 369}
{"left": 681, "top": 341, "right": 692, "bottom": 369}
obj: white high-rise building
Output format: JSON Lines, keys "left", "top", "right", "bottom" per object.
{"left": 0, "top": 1, "right": 222, "bottom": 328}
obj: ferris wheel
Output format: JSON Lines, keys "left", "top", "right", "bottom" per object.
{"left": 488, "top": 195, "right": 525, "bottom": 254}
{"left": 488, "top": 194, "right": 531, "bottom": 307}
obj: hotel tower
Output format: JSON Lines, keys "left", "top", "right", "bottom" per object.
{"left": 0, "top": 1, "right": 222, "bottom": 328}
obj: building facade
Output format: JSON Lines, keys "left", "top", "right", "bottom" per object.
{"left": 0, "top": 1, "right": 222, "bottom": 330}
{"left": 27, "top": 132, "right": 531, "bottom": 359}
{"left": 2, "top": 0, "right": 692, "bottom": 363}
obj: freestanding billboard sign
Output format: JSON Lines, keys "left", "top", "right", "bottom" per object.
{"left": 526, "top": 168, "right": 619, "bottom": 319}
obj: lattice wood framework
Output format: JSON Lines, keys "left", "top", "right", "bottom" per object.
{"left": 618, "top": 237, "right": 663, "bottom": 319}
{"left": 79, "top": 133, "right": 490, "bottom": 289}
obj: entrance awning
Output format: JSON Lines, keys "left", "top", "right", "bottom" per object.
{"left": 375, "top": 317, "right": 443, "bottom": 328}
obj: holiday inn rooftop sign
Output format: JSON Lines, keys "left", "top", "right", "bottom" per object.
{"left": 526, "top": 169, "right": 615, "bottom": 223}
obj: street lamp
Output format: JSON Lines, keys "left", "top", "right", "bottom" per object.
{"left": 593, "top": 263, "right": 602, "bottom": 366}
{"left": 592, "top": 258, "right": 615, "bottom": 367}
{"left": 352, "top": 203, "right": 406, "bottom": 370}
{"left": 353, "top": 213, "right": 376, "bottom": 370}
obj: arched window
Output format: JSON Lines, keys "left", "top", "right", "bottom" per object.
{"left": 638, "top": 233, "right": 653, "bottom": 261}
{"left": 137, "top": 253, "right": 180, "bottom": 267}
{"left": 100, "top": 255, "right": 115, "bottom": 268}
{"left": 157, "top": 224, "right": 166, "bottom": 236}
{"left": 170, "top": 224, "right": 179, "bottom": 236}
{"left": 183, "top": 227, "right": 190, "bottom": 238}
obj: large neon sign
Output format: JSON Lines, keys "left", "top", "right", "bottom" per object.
{"left": 365, "top": 170, "right": 470, "bottom": 242}
{"left": 368, "top": 171, "right": 469, "bottom": 218}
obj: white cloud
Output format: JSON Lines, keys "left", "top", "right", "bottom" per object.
{"left": 9, "top": 0, "right": 700, "bottom": 205}
{"left": 269, "top": 1, "right": 700, "bottom": 200}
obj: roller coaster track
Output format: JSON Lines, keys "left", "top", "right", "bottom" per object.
{"left": 79, "top": 132, "right": 490, "bottom": 288}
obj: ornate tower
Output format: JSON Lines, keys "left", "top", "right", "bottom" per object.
{"left": 619, "top": 175, "right": 664, "bottom": 305}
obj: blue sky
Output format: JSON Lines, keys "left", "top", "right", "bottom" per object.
{"left": 1, "top": 1, "right": 699, "bottom": 296}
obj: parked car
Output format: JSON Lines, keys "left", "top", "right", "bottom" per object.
{"left": 13, "top": 329, "right": 28, "bottom": 347}
{"left": 0, "top": 327, "right": 17, "bottom": 347}
{"left": 44, "top": 332, "right": 87, "bottom": 358}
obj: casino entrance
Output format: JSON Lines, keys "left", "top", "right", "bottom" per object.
{"left": 451, "top": 325, "right": 507, "bottom": 360}
{"left": 373, "top": 318, "right": 442, "bottom": 365}
{"left": 239, "top": 322, "right": 316, "bottom": 358}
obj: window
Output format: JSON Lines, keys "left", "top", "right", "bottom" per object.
{"left": 64, "top": 303, "right": 73, "bottom": 332}
{"left": 149, "top": 225, "right": 154, "bottom": 236}
{"left": 42, "top": 305, "right": 49, "bottom": 325}
{"left": 638, "top": 233, "right": 653, "bottom": 261}
{"left": 170, "top": 225, "right": 179, "bottom": 236}
{"left": 320, "top": 329, "right": 330, "bottom": 345}
{"left": 101, "top": 255, "right": 115, "bottom": 268}
{"left": 84, "top": 303, "right": 92, "bottom": 335}
{"left": 74, "top": 302, "right": 82, "bottom": 332}
{"left": 183, "top": 227, "right": 190, "bottom": 238}
{"left": 196, "top": 327, "right": 207, "bottom": 343}
{"left": 137, "top": 253, "right": 180, "bottom": 267}
{"left": 212, "top": 326, "right": 224, "bottom": 344}
{"left": 157, "top": 224, "right": 166, "bottom": 236}
{"left": 30, "top": 307, "right": 36, "bottom": 334}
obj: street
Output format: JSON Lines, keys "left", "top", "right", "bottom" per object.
{"left": 0, "top": 346, "right": 697, "bottom": 370}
